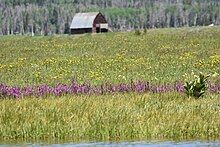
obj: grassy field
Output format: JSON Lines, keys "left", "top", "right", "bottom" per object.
{"left": 1, "top": 94, "right": 220, "bottom": 140}
{"left": 0, "top": 26, "right": 219, "bottom": 86}
{"left": 0, "top": 26, "right": 220, "bottom": 140}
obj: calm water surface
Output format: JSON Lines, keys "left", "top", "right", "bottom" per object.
{"left": 1, "top": 140, "right": 220, "bottom": 147}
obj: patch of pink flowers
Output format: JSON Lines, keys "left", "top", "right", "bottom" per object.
{"left": 0, "top": 80, "right": 219, "bottom": 99}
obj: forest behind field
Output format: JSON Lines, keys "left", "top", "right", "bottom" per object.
{"left": 0, "top": 0, "right": 220, "bottom": 35}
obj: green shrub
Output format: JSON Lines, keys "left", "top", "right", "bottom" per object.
{"left": 143, "top": 28, "right": 147, "bottom": 34}
{"left": 134, "top": 29, "right": 141, "bottom": 36}
{"left": 184, "top": 73, "right": 209, "bottom": 98}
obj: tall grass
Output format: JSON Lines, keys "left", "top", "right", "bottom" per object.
{"left": 1, "top": 93, "right": 220, "bottom": 140}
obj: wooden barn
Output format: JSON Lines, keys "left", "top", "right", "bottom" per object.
{"left": 70, "top": 12, "right": 109, "bottom": 34}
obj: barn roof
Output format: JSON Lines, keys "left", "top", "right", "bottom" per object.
{"left": 70, "top": 12, "right": 100, "bottom": 29}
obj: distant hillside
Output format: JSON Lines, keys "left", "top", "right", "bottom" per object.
{"left": 0, "top": 0, "right": 220, "bottom": 35}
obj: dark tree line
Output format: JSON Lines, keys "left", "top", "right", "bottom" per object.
{"left": 0, "top": 0, "right": 220, "bottom": 35}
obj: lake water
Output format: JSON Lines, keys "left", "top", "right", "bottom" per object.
{"left": 1, "top": 140, "right": 220, "bottom": 147}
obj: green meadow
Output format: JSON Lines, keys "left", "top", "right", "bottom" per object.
{"left": 0, "top": 26, "right": 220, "bottom": 140}
{"left": 1, "top": 27, "right": 219, "bottom": 86}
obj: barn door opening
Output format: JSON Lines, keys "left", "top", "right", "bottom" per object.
{"left": 96, "top": 27, "right": 100, "bottom": 33}
{"left": 96, "top": 24, "right": 100, "bottom": 33}
{"left": 96, "top": 24, "right": 108, "bottom": 33}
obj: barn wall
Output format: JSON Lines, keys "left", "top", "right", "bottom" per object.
{"left": 71, "top": 28, "right": 92, "bottom": 34}
{"left": 93, "top": 13, "right": 108, "bottom": 33}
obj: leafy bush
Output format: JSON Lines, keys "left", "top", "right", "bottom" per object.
{"left": 143, "top": 28, "right": 147, "bottom": 34}
{"left": 184, "top": 73, "right": 209, "bottom": 98}
{"left": 134, "top": 29, "right": 141, "bottom": 36}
